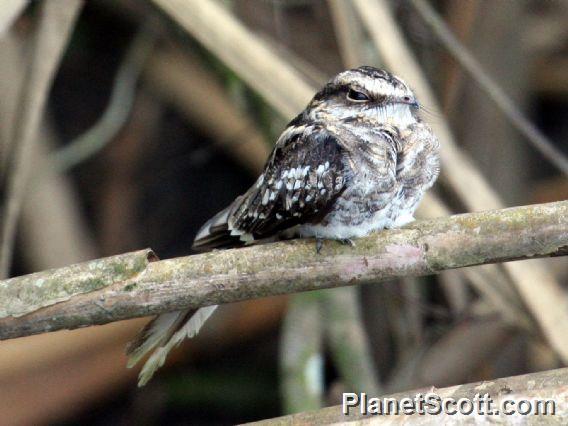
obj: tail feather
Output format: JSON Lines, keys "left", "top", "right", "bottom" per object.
{"left": 126, "top": 310, "right": 194, "bottom": 367}
{"left": 127, "top": 306, "right": 218, "bottom": 386}
{"left": 192, "top": 197, "right": 250, "bottom": 252}
{"left": 127, "top": 197, "right": 246, "bottom": 385}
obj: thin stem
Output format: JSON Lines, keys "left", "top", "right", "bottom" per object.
{"left": 0, "top": 0, "right": 83, "bottom": 278}
{"left": 409, "top": 0, "right": 568, "bottom": 176}
{"left": 48, "top": 26, "right": 156, "bottom": 174}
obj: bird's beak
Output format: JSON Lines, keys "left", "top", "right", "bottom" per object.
{"left": 399, "top": 97, "right": 419, "bottom": 108}
{"left": 406, "top": 99, "right": 419, "bottom": 109}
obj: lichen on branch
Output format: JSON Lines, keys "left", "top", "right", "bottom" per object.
{"left": 0, "top": 200, "right": 566, "bottom": 341}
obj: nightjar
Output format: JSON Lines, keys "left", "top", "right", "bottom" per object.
{"left": 127, "top": 66, "right": 440, "bottom": 386}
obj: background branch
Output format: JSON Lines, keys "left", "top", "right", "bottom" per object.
{"left": 279, "top": 293, "right": 324, "bottom": 413}
{"left": 351, "top": 0, "right": 568, "bottom": 365}
{"left": 251, "top": 367, "right": 568, "bottom": 424}
{"left": 143, "top": 45, "right": 271, "bottom": 174}
{"left": 150, "top": 0, "right": 312, "bottom": 119}
{"left": 48, "top": 24, "right": 156, "bottom": 174}
{"left": 149, "top": 1, "right": 568, "bottom": 354}
{"left": 0, "top": 0, "right": 83, "bottom": 278}
{"left": 409, "top": 0, "right": 568, "bottom": 176}
{"left": 0, "top": 0, "right": 28, "bottom": 37}
{"left": 1, "top": 0, "right": 565, "bottom": 423}
{"left": 0, "top": 201, "right": 566, "bottom": 341}
{"left": 321, "top": 287, "right": 382, "bottom": 395}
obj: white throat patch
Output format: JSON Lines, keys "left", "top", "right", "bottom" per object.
{"left": 372, "top": 104, "right": 416, "bottom": 128}
{"left": 326, "top": 103, "right": 417, "bottom": 129}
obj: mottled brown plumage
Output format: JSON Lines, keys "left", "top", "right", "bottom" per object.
{"left": 128, "top": 66, "right": 440, "bottom": 385}
{"left": 193, "top": 66, "right": 439, "bottom": 248}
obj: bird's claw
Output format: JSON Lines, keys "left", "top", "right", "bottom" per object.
{"left": 315, "top": 238, "right": 355, "bottom": 253}
{"left": 315, "top": 238, "right": 324, "bottom": 254}
{"left": 338, "top": 238, "right": 355, "bottom": 247}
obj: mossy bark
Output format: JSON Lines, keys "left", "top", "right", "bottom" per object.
{"left": 0, "top": 201, "right": 566, "bottom": 340}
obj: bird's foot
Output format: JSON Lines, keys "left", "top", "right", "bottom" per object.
{"left": 315, "top": 238, "right": 355, "bottom": 253}
{"left": 316, "top": 238, "right": 324, "bottom": 254}
{"left": 338, "top": 238, "right": 356, "bottom": 247}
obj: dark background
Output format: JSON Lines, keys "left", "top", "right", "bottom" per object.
{"left": 0, "top": 0, "right": 567, "bottom": 424}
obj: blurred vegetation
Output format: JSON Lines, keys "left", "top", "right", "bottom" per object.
{"left": 0, "top": 0, "right": 567, "bottom": 424}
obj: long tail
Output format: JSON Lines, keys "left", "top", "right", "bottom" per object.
{"left": 126, "top": 306, "right": 218, "bottom": 386}
{"left": 127, "top": 198, "right": 248, "bottom": 385}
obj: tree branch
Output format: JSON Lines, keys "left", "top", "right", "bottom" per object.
{"left": 249, "top": 367, "right": 568, "bottom": 424}
{"left": 322, "top": 287, "right": 382, "bottom": 395}
{"left": 0, "top": 0, "right": 83, "bottom": 278}
{"left": 0, "top": 201, "right": 565, "bottom": 340}
{"left": 150, "top": 0, "right": 568, "bottom": 361}
{"left": 280, "top": 293, "right": 324, "bottom": 413}
{"left": 409, "top": 0, "right": 568, "bottom": 176}
{"left": 150, "top": 0, "right": 312, "bottom": 119}
{"left": 351, "top": 0, "right": 568, "bottom": 366}
{"left": 0, "top": 0, "right": 28, "bottom": 37}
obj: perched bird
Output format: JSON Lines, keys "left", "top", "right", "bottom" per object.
{"left": 127, "top": 66, "right": 440, "bottom": 386}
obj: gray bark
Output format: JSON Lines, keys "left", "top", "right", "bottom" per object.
{"left": 0, "top": 201, "right": 566, "bottom": 340}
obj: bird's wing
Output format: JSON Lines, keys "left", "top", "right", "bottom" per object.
{"left": 192, "top": 124, "right": 353, "bottom": 251}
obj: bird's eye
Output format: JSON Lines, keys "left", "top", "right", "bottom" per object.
{"left": 403, "top": 96, "right": 412, "bottom": 102}
{"left": 347, "top": 88, "right": 370, "bottom": 102}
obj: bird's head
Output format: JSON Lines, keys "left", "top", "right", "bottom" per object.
{"left": 308, "top": 66, "right": 420, "bottom": 128}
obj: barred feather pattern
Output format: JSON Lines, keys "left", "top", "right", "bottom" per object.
{"left": 127, "top": 306, "right": 217, "bottom": 387}
{"left": 193, "top": 124, "right": 355, "bottom": 251}
{"left": 127, "top": 66, "right": 440, "bottom": 386}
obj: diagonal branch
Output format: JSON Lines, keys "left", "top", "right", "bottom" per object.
{"left": 351, "top": 0, "right": 501, "bottom": 210}
{"left": 149, "top": 0, "right": 566, "bottom": 338}
{"left": 0, "top": 0, "right": 83, "bottom": 278}
{"left": 409, "top": 0, "right": 568, "bottom": 176}
{"left": 48, "top": 25, "right": 156, "bottom": 174}
{"left": 351, "top": 0, "right": 568, "bottom": 366}
{"left": 150, "top": 0, "right": 312, "bottom": 119}
{"left": 0, "top": 201, "right": 566, "bottom": 341}
{"left": 249, "top": 366, "right": 568, "bottom": 424}
{"left": 0, "top": 0, "right": 28, "bottom": 37}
